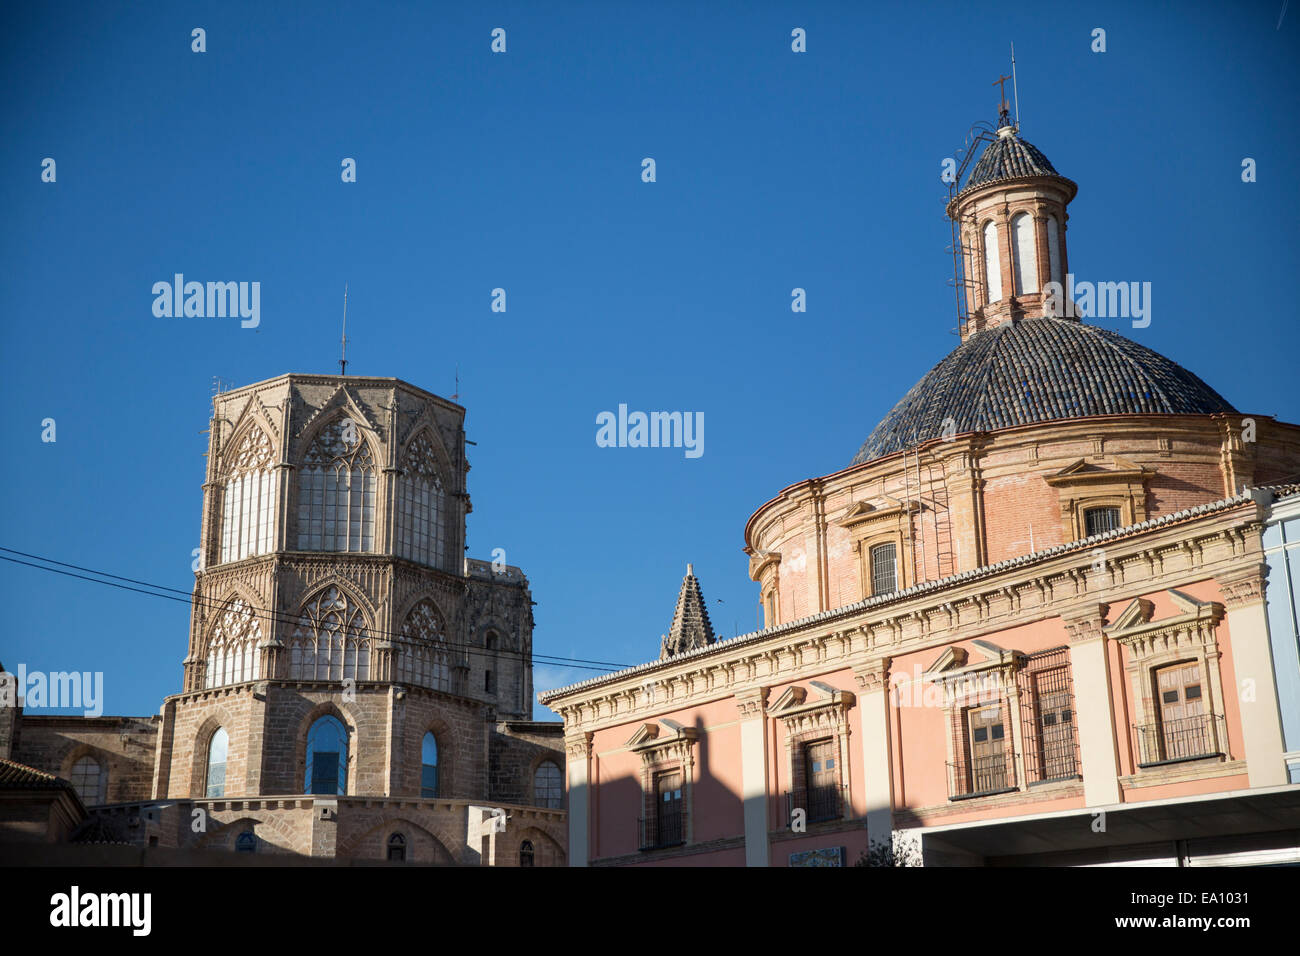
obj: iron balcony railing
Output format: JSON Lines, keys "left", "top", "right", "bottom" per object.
{"left": 638, "top": 812, "right": 684, "bottom": 851}
{"left": 785, "top": 784, "right": 848, "bottom": 825}
{"left": 947, "top": 750, "right": 1017, "bottom": 800}
{"left": 1133, "top": 713, "right": 1226, "bottom": 767}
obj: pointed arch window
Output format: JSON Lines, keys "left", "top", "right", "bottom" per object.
{"left": 396, "top": 431, "right": 447, "bottom": 570}
{"left": 387, "top": 833, "right": 407, "bottom": 861}
{"left": 533, "top": 760, "right": 562, "bottom": 808}
{"left": 1012, "top": 212, "right": 1038, "bottom": 295}
{"left": 421, "top": 732, "right": 439, "bottom": 798}
{"left": 983, "top": 221, "right": 1002, "bottom": 304}
{"left": 219, "top": 426, "right": 278, "bottom": 564}
{"left": 288, "top": 586, "right": 371, "bottom": 681}
{"left": 519, "top": 840, "right": 535, "bottom": 867}
{"left": 305, "top": 715, "right": 348, "bottom": 795}
{"left": 206, "top": 727, "right": 229, "bottom": 798}
{"left": 205, "top": 598, "right": 262, "bottom": 688}
{"left": 297, "top": 418, "right": 377, "bottom": 553}
{"left": 396, "top": 599, "right": 450, "bottom": 691}
{"left": 69, "top": 756, "right": 105, "bottom": 805}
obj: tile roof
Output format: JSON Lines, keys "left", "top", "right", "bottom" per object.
{"left": 0, "top": 757, "right": 76, "bottom": 792}
{"left": 850, "top": 318, "right": 1237, "bottom": 466}
{"left": 963, "top": 128, "right": 1061, "bottom": 191}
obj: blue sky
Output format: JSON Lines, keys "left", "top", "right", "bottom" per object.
{"left": 2, "top": 1, "right": 1296, "bottom": 720}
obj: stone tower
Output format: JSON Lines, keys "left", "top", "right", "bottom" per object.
{"left": 659, "top": 564, "right": 716, "bottom": 659}
{"left": 153, "top": 374, "right": 540, "bottom": 803}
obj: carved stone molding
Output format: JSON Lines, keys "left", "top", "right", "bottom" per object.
{"left": 564, "top": 732, "right": 594, "bottom": 760}
{"left": 735, "top": 687, "right": 769, "bottom": 720}
{"left": 1060, "top": 603, "right": 1111, "bottom": 643}
{"left": 1217, "top": 563, "right": 1269, "bottom": 609}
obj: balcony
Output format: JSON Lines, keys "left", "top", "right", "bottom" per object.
{"left": 947, "top": 750, "right": 1017, "bottom": 800}
{"left": 638, "top": 813, "right": 684, "bottom": 851}
{"left": 1133, "top": 713, "right": 1226, "bottom": 768}
{"left": 785, "top": 784, "right": 848, "bottom": 825}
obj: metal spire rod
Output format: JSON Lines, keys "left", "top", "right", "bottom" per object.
{"left": 339, "top": 284, "right": 348, "bottom": 376}
{"left": 1011, "top": 42, "right": 1020, "bottom": 129}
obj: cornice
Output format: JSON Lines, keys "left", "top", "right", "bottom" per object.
{"left": 545, "top": 495, "right": 1268, "bottom": 733}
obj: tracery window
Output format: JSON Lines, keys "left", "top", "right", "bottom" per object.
{"left": 297, "top": 418, "right": 376, "bottom": 553}
{"left": 206, "top": 727, "right": 229, "bottom": 798}
{"left": 288, "top": 586, "right": 371, "bottom": 681}
{"left": 396, "top": 599, "right": 450, "bottom": 691}
{"left": 69, "top": 756, "right": 105, "bottom": 805}
{"left": 205, "top": 598, "right": 262, "bottom": 688}
{"left": 220, "top": 426, "right": 279, "bottom": 564}
{"left": 396, "top": 431, "right": 447, "bottom": 570}
{"left": 533, "top": 760, "right": 562, "bottom": 808}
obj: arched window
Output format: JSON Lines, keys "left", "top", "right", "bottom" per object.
{"left": 421, "top": 732, "right": 439, "bottom": 798}
{"left": 387, "top": 833, "right": 407, "bottom": 862}
{"left": 1046, "top": 215, "right": 1062, "bottom": 287}
{"left": 396, "top": 599, "right": 449, "bottom": 691}
{"left": 235, "top": 831, "right": 257, "bottom": 853}
{"left": 219, "top": 426, "right": 278, "bottom": 563}
{"left": 205, "top": 598, "right": 262, "bottom": 688}
{"left": 305, "top": 715, "right": 348, "bottom": 795}
{"left": 396, "top": 431, "right": 447, "bottom": 570}
{"left": 69, "top": 756, "right": 105, "bottom": 805}
{"left": 1012, "top": 212, "right": 1038, "bottom": 295}
{"left": 206, "top": 727, "right": 229, "bottom": 798}
{"left": 296, "top": 418, "right": 376, "bottom": 553}
{"left": 519, "top": 840, "right": 535, "bottom": 867}
{"left": 288, "top": 586, "right": 370, "bottom": 681}
{"left": 533, "top": 761, "right": 562, "bottom": 808}
{"left": 870, "top": 542, "right": 898, "bottom": 596}
{"left": 983, "top": 221, "right": 1002, "bottom": 304}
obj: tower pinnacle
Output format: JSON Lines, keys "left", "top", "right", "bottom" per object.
{"left": 659, "top": 564, "right": 716, "bottom": 659}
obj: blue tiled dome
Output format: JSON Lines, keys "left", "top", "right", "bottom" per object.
{"left": 849, "top": 319, "right": 1237, "bottom": 466}
{"left": 964, "top": 129, "right": 1060, "bottom": 191}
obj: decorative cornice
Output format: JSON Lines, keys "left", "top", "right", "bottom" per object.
{"left": 1217, "top": 562, "right": 1269, "bottom": 609}
{"left": 1060, "top": 602, "right": 1111, "bottom": 642}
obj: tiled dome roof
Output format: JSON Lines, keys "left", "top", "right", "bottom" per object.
{"left": 849, "top": 318, "right": 1237, "bottom": 466}
{"left": 963, "top": 129, "right": 1060, "bottom": 191}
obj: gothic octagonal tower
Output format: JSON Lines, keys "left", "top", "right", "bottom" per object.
{"left": 153, "top": 374, "right": 539, "bottom": 804}
{"left": 744, "top": 117, "right": 1300, "bottom": 628}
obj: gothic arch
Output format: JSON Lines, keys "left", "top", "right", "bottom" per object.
{"left": 394, "top": 596, "right": 452, "bottom": 692}
{"left": 528, "top": 754, "right": 565, "bottom": 809}
{"left": 201, "top": 594, "right": 265, "bottom": 688}
{"left": 286, "top": 582, "right": 375, "bottom": 682}
{"left": 398, "top": 423, "right": 453, "bottom": 486}
{"left": 413, "top": 717, "right": 455, "bottom": 797}
{"left": 189, "top": 710, "right": 237, "bottom": 798}
{"left": 294, "top": 409, "right": 383, "bottom": 554}
{"left": 511, "top": 826, "right": 566, "bottom": 867}
{"left": 338, "top": 816, "right": 457, "bottom": 864}
{"left": 293, "top": 702, "right": 361, "bottom": 796}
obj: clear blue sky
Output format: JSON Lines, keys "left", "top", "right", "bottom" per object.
{"left": 2, "top": 1, "right": 1296, "bottom": 719}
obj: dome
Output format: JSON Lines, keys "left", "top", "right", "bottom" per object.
{"left": 849, "top": 318, "right": 1237, "bottom": 466}
{"left": 963, "top": 128, "right": 1061, "bottom": 192}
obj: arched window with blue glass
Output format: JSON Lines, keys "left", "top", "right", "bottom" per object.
{"left": 421, "top": 732, "right": 439, "bottom": 798}
{"left": 305, "top": 715, "right": 348, "bottom": 795}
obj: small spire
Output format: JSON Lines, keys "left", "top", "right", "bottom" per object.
{"left": 659, "top": 564, "right": 716, "bottom": 659}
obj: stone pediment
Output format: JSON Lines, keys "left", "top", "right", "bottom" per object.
{"left": 1045, "top": 455, "right": 1151, "bottom": 487}
{"left": 837, "top": 498, "right": 920, "bottom": 531}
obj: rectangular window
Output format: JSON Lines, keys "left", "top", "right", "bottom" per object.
{"left": 803, "top": 739, "right": 840, "bottom": 822}
{"left": 655, "top": 771, "right": 683, "bottom": 847}
{"left": 870, "top": 542, "right": 898, "bottom": 595}
{"left": 967, "top": 705, "right": 1008, "bottom": 795}
{"left": 1084, "top": 506, "right": 1122, "bottom": 537}
{"left": 1154, "top": 662, "right": 1210, "bottom": 761}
